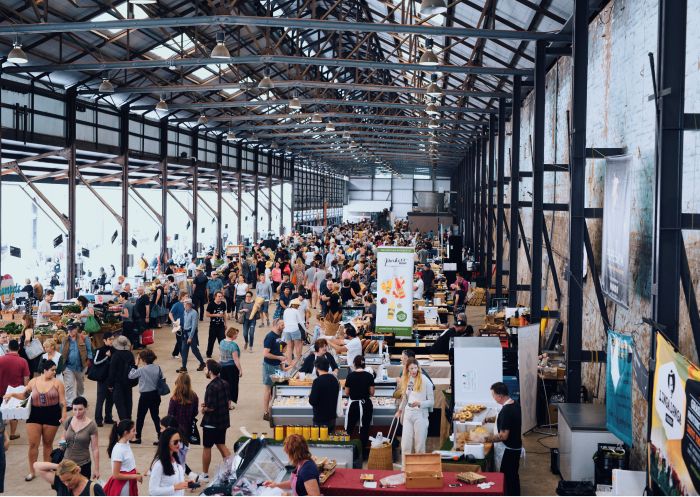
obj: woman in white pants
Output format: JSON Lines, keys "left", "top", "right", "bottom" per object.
{"left": 395, "top": 358, "right": 434, "bottom": 465}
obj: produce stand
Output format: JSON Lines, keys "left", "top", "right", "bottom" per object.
{"left": 320, "top": 468, "right": 504, "bottom": 496}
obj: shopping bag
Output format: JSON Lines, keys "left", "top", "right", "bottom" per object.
{"left": 1, "top": 385, "right": 31, "bottom": 420}
{"left": 84, "top": 315, "right": 101, "bottom": 333}
{"left": 367, "top": 416, "right": 398, "bottom": 470}
{"left": 24, "top": 337, "right": 44, "bottom": 360}
{"left": 189, "top": 417, "right": 201, "bottom": 445}
{"left": 142, "top": 329, "right": 155, "bottom": 345}
{"left": 157, "top": 367, "right": 170, "bottom": 396}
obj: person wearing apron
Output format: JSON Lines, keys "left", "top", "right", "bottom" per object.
{"left": 343, "top": 355, "right": 375, "bottom": 457}
{"left": 263, "top": 434, "right": 321, "bottom": 496}
{"left": 395, "top": 358, "right": 434, "bottom": 466}
{"left": 490, "top": 382, "right": 523, "bottom": 496}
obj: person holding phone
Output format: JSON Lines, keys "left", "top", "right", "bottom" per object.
{"left": 148, "top": 427, "right": 193, "bottom": 496}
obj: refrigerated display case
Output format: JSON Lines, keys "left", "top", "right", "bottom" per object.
{"left": 270, "top": 385, "right": 399, "bottom": 427}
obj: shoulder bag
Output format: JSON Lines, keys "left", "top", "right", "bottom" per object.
{"left": 189, "top": 416, "right": 201, "bottom": 445}
{"left": 24, "top": 336, "right": 44, "bottom": 360}
{"left": 157, "top": 367, "right": 170, "bottom": 396}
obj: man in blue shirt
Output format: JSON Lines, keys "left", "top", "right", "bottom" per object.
{"left": 169, "top": 291, "right": 187, "bottom": 360}
{"left": 60, "top": 324, "right": 93, "bottom": 407}
{"left": 178, "top": 298, "right": 206, "bottom": 373}
{"left": 206, "top": 273, "right": 224, "bottom": 304}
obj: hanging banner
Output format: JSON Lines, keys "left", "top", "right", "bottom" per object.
{"left": 601, "top": 155, "right": 632, "bottom": 307}
{"left": 650, "top": 332, "right": 700, "bottom": 495}
{"left": 606, "top": 330, "right": 634, "bottom": 446}
{"left": 376, "top": 247, "right": 414, "bottom": 336}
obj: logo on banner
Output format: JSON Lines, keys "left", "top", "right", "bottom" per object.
{"left": 383, "top": 256, "right": 410, "bottom": 267}
{"left": 0, "top": 275, "right": 20, "bottom": 306}
{"left": 656, "top": 361, "right": 686, "bottom": 440}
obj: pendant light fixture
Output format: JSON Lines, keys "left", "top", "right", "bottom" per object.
{"left": 197, "top": 114, "right": 208, "bottom": 125}
{"left": 342, "top": 131, "right": 351, "bottom": 140}
{"left": 419, "top": 38, "right": 439, "bottom": 66}
{"left": 311, "top": 112, "right": 323, "bottom": 123}
{"left": 419, "top": 0, "right": 447, "bottom": 16}
{"left": 98, "top": 78, "right": 115, "bottom": 93}
{"left": 258, "top": 67, "right": 274, "bottom": 90}
{"left": 226, "top": 129, "right": 236, "bottom": 141}
{"left": 428, "top": 119, "right": 439, "bottom": 129}
{"left": 325, "top": 121, "right": 336, "bottom": 132}
{"left": 7, "top": 41, "right": 28, "bottom": 64}
{"left": 289, "top": 93, "right": 302, "bottom": 110}
{"left": 155, "top": 96, "right": 168, "bottom": 111}
{"left": 211, "top": 32, "right": 230, "bottom": 59}
{"left": 425, "top": 99, "right": 439, "bottom": 117}
{"left": 425, "top": 73, "right": 442, "bottom": 97}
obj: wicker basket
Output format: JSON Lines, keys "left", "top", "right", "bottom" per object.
{"left": 367, "top": 442, "right": 393, "bottom": 470}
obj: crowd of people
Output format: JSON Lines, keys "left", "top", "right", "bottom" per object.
{"left": 0, "top": 219, "right": 522, "bottom": 496}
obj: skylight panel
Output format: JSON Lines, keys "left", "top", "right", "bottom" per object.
{"left": 90, "top": 2, "right": 149, "bottom": 34}
{"left": 190, "top": 67, "right": 215, "bottom": 81}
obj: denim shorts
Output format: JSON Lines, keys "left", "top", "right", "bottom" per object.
{"left": 282, "top": 329, "right": 301, "bottom": 342}
{"left": 261, "top": 301, "right": 269, "bottom": 313}
{"left": 262, "top": 361, "right": 279, "bottom": 386}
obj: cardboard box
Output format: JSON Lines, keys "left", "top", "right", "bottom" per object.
{"left": 404, "top": 453, "right": 443, "bottom": 489}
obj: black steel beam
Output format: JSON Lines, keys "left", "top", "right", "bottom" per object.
{"left": 496, "top": 100, "right": 506, "bottom": 299}
{"left": 237, "top": 143, "right": 243, "bottom": 243}
{"left": 682, "top": 213, "right": 700, "bottom": 230}
{"left": 480, "top": 136, "right": 488, "bottom": 269}
{"left": 583, "top": 222, "right": 611, "bottom": 330}
{"left": 216, "top": 136, "right": 224, "bottom": 255}
{"left": 119, "top": 105, "right": 129, "bottom": 277}
{"left": 517, "top": 212, "right": 532, "bottom": 270}
{"left": 268, "top": 153, "right": 273, "bottom": 234}
{"left": 651, "top": 0, "right": 686, "bottom": 345}
{"left": 66, "top": 88, "right": 77, "bottom": 300}
{"left": 508, "top": 76, "right": 522, "bottom": 307}
{"left": 685, "top": 113, "right": 700, "bottom": 130}
{"left": 680, "top": 243, "right": 700, "bottom": 360}
{"left": 254, "top": 149, "right": 259, "bottom": 241}
{"left": 542, "top": 214, "right": 562, "bottom": 304}
{"left": 486, "top": 117, "right": 496, "bottom": 302}
{"left": 585, "top": 147, "right": 627, "bottom": 158}
{"left": 566, "top": 0, "right": 588, "bottom": 402}
{"left": 191, "top": 132, "right": 199, "bottom": 257}
{"left": 530, "top": 40, "right": 546, "bottom": 321}
{"left": 159, "top": 118, "right": 168, "bottom": 262}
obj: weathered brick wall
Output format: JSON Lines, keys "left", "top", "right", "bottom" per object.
{"left": 492, "top": 0, "right": 700, "bottom": 468}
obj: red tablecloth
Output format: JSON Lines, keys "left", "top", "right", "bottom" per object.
{"left": 321, "top": 468, "right": 504, "bottom": 496}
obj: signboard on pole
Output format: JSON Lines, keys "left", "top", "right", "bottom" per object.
{"left": 650, "top": 332, "right": 700, "bottom": 495}
{"left": 601, "top": 155, "right": 632, "bottom": 306}
{"left": 376, "top": 247, "right": 414, "bottom": 336}
{"left": 605, "top": 330, "right": 634, "bottom": 446}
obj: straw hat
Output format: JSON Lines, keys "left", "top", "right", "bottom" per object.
{"left": 113, "top": 335, "right": 131, "bottom": 351}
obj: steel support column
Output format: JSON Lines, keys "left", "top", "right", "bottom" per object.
{"left": 495, "top": 99, "right": 506, "bottom": 300}
{"left": 530, "top": 40, "right": 546, "bottom": 321}
{"left": 267, "top": 153, "right": 273, "bottom": 235}
{"left": 119, "top": 105, "right": 129, "bottom": 276}
{"left": 480, "top": 137, "right": 487, "bottom": 269}
{"left": 465, "top": 150, "right": 472, "bottom": 250}
{"left": 508, "top": 76, "right": 522, "bottom": 307}
{"left": 475, "top": 140, "right": 481, "bottom": 260}
{"left": 279, "top": 157, "right": 285, "bottom": 236}
{"left": 651, "top": 0, "right": 686, "bottom": 344}
{"left": 66, "top": 88, "right": 77, "bottom": 299}
{"left": 237, "top": 143, "right": 243, "bottom": 244}
{"left": 216, "top": 136, "right": 223, "bottom": 255}
{"left": 253, "top": 149, "right": 259, "bottom": 241}
{"left": 191, "top": 131, "right": 199, "bottom": 256}
{"left": 486, "top": 116, "right": 496, "bottom": 300}
{"left": 566, "top": 0, "right": 589, "bottom": 402}
{"left": 159, "top": 118, "right": 168, "bottom": 263}
{"left": 290, "top": 158, "right": 295, "bottom": 232}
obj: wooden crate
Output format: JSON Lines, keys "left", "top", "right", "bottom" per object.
{"left": 404, "top": 453, "right": 443, "bottom": 489}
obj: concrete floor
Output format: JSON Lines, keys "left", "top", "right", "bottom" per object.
{"left": 3, "top": 302, "right": 561, "bottom": 495}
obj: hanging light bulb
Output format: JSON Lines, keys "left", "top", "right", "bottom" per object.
{"left": 155, "top": 97, "right": 168, "bottom": 111}
{"left": 419, "top": 38, "right": 439, "bottom": 66}
{"left": 425, "top": 73, "right": 442, "bottom": 97}
{"left": 311, "top": 112, "right": 323, "bottom": 123}
{"left": 258, "top": 67, "right": 274, "bottom": 90}
{"left": 419, "top": 0, "right": 447, "bottom": 16}
{"left": 7, "top": 41, "right": 28, "bottom": 64}
{"left": 342, "top": 131, "right": 351, "bottom": 140}
{"left": 226, "top": 129, "right": 236, "bottom": 141}
{"left": 211, "top": 31, "right": 230, "bottom": 59}
{"left": 289, "top": 95, "right": 302, "bottom": 110}
{"left": 325, "top": 122, "right": 336, "bottom": 132}
{"left": 425, "top": 98, "right": 440, "bottom": 117}
{"left": 168, "top": 58, "right": 178, "bottom": 70}
{"left": 197, "top": 114, "right": 208, "bottom": 125}
{"left": 428, "top": 119, "right": 440, "bottom": 129}
{"left": 98, "top": 78, "right": 114, "bottom": 93}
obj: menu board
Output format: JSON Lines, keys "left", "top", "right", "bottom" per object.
{"left": 376, "top": 247, "right": 414, "bottom": 336}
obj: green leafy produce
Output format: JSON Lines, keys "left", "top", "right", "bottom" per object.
{"left": 35, "top": 325, "right": 55, "bottom": 335}
{"left": 1, "top": 322, "right": 24, "bottom": 334}
{"left": 62, "top": 304, "right": 82, "bottom": 315}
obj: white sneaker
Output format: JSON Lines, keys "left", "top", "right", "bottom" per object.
{"left": 189, "top": 472, "right": 200, "bottom": 483}
{"left": 199, "top": 473, "right": 209, "bottom": 482}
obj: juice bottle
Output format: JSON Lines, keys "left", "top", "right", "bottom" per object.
{"left": 274, "top": 426, "right": 284, "bottom": 441}
{"left": 310, "top": 426, "right": 320, "bottom": 441}
{"left": 303, "top": 426, "right": 311, "bottom": 439}
{"left": 320, "top": 426, "right": 329, "bottom": 441}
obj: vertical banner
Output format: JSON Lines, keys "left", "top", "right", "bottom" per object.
{"left": 650, "top": 332, "right": 700, "bottom": 495}
{"left": 376, "top": 247, "right": 414, "bottom": 336}
{"left": 601, "top": 155, "right": 632, "bottom": 306}
{"left": 606, "top": 330, "right": 634, "bottom": 446}
{"left": 517, "top": 324, "right": 540, "bottom": 434}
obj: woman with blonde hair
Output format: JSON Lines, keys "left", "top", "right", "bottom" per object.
{"left": 167, "top": 373, "right": 199, "bottom": 438}
{"left": 41, "top": 337, "right": 65, "bottom": 382}
{"left": 34, "top": 458, "right": 105, "bottom": 495}
{"left": 395, "top": 358, "right": 434, "bottom": 464}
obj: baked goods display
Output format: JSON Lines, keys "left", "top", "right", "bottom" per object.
{"left": 457, "top": 472, "right": 487, "bottom": 484}
{"left": 361, "top": 339, "right": 380, "bottom": 354}
{"left": 454, "top": 410, "right": 474, "bottom": 422}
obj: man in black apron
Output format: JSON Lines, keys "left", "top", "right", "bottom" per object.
{"left": 490, "top": 382, "right": 522, "bottom": 496}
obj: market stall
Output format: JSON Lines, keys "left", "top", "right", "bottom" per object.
{"left": 320, "top": 468, "right": 504, "bottom": 496}
{"left": 234, "top": 436, "right": 361, "bottom": 469}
